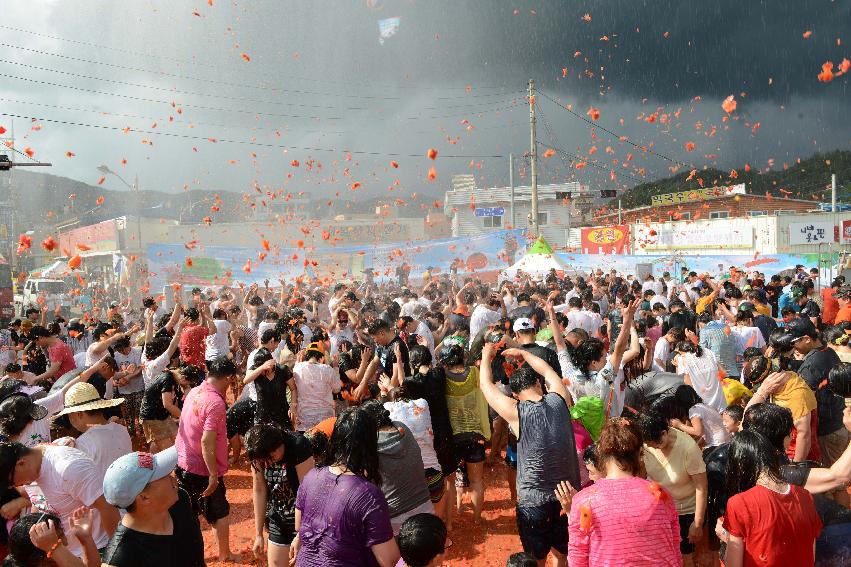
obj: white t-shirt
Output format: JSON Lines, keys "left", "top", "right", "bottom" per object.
{"left": 32, "top": 445, "right": 110, "bottom": 555}
{"left": 652, "top": 338, "right": 672, "bottom": 372}
{"left": 329, "top": 327, "right": 355, "bottom": 357}
{"left": 205, "top": 319, "right": 232, "bottom": 360}
{"left": 566, "top": 310, "right": 594, "bottom": 334}
{"left": 676, "top": 350, "right": 727, "bottom": 411}
{"left": 469, "top": 304, "right": 500, "bottom": 340}
{"left": 18, "top": 390, "right": 65, "bottom": 447}
{"left": 141, "top": 349, "right": 171, "bottom": 389}
{"left": 293, "top": 361, "right": 340, "bottom": 431}
{"left": 650, "top": 294, "right": 670, "bottom": 309}
{"left": 688, "top": 403, "right": 731, "bottom": 448}
{"left": 84, "top": 342, "right": 106, "bottom": 367}
{"left": 114, "top": 347, "right": 144, "bottom": 394}
{"left": 642, "top": 280, "right": 664, "bottom": 296}
{"left": 585, "top": 311, "right": 603, "bottom": 338}
{"left": 74, "top": 422, "right": 133, "bottom": 480}
{"left": 384, "top": 399, "right": 441, "bottom": 471}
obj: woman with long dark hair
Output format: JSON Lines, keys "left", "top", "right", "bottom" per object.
{"left": 718, "top": 430, "right": 821, "bottom": 567}
{"left": 292, "top": 407, "right": 399, "bottom": 567}
{"left": 360, "top": 399, "right": 433, "bottom": 535}
{"left": 245, "top": 424, "right": 314, "bottom": 567}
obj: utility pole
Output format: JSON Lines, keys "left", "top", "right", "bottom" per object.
{"left": 831, "top": 173, "right": 837, "bottom": 213}
{"left": 528, "top": 79, "right": 539, "bottom": 239}
{"left": 509, "top": 153, "right": 515, "bottom": 229}
{"left": 618, "top": 199, "right": 623, "bottom": 225}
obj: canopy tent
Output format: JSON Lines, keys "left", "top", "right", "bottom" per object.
{"left": 30, "top": 260, "right": 69, "bottom": 278}
{"left": 499, "top": 237, "right": 584, "bottom": 282}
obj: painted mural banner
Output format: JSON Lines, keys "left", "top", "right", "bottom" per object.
{"left": 146, "top": 229, "right": 525, "bottom": 289}
{"left": 554, "top": 252, "right": 834, "bottom": 279}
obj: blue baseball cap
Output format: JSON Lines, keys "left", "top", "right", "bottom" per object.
{"left": 103, "top": 446, "right": 177, "bottom": 509}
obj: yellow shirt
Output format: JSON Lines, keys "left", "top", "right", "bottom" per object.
{"left": 643, "top": 428, "right": 706, "bottom": 514}
{"left": 695, "top": 291, "right": 717, "bottom": 314}
{"left": 768, "top": 373, "right": 817, "bottom": 421}
{"left": 754, "top": 303, "right": 772, "bottom": 317}
{"left": 445, "top": 366, "right": 491, "bottom": 440}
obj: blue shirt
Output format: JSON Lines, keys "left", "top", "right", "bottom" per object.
{"left": 699, "top": 321, "right": 739, "bottom": 378}
{"left": 777, "top": 292, "right": 800, "bottom": 314}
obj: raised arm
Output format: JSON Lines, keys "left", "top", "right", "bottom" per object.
{"left": 503, "top": 347, "right": 572, "bottom": 405}
{"left": 547, "top": 296, "right": 567, "bottom": 353}
{"left": 479, "top": 343, "right": 519, "bottom": 427}
{"left": 610, "top": 298, "right": 641, "bottom": 372}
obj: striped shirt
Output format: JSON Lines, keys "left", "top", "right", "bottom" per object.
{"left": 568, "top": 476, "right": 681, "bottom": 567}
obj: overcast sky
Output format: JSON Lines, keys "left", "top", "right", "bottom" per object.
{"left": 2, "top": 0, "right": 849, "bottom": 203}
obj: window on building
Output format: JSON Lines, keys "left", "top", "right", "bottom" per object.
{"left": 776, "top": 209, "right": 797, "bottom": 216}
{"left": 483, "top": 215, "right": 502, "bottom": 228}
{"left": 748, "top": 210, "right": 767, "bottom": 217}
{"left": 537, "top": 212, "right": 549, "bottom": 226}
{"left": 678, "top": 212, "right": 691, "bottom": 220}
{"left": 709, "top": 210, "right": 730, "bottom": 219}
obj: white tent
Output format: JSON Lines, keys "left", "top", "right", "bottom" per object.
{"left": 499, "top": 237, "right": 582, "bottom": 282}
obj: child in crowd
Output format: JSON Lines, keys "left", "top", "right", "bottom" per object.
{"left": 397, "top": 513, "right": 447, "bottom": 567}
{"left": 721, "top": 405, "right": 744, "bottom": 436}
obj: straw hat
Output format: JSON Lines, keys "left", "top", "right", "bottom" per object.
{"left": 56, "top": 383, "right": 124, "bottom": 416}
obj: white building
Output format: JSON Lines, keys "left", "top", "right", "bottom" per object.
{"left": 443, "top": 175, "right": 590, "bottom": 247}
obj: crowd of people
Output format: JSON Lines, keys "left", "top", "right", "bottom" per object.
{"left": 0, "top": 263, "right": 848, "bottom": 566}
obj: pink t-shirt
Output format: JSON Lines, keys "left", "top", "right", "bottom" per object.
{"left": 48, "top": 341, "right": 76, "bottom": 377}
{"left": 176, "top": 381, "right": 228, "bottom": 477}
{"left": 568, "top": 476, "right": 680, "bottom": 567}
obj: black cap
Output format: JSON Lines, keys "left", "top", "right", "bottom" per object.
{"left": 783, "top": 318, "right": 818, "bottom": 341}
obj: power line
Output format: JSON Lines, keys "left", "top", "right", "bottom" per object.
{"left": 0, "top": 110, "right": 509, "bottom": 159}
{"left": 0, "top": 58, "right": 522, "bottom": 116}
{"left": 536, "top": 89, "right": 691, "bottom": 169}
{"left": 0, "top": 71, "right": 522, "bottom": 123}
{"left": 0, "top": 95, "right": 529, "bottom": 138}
{"left": 0, "top": 33, "right": 519, "bottom": 98}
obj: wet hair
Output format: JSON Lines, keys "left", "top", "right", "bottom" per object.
{"left": 7, "top": 512, "right": 63, "bottom": 567}
{"left": 697, "top": 311, "right": 714, "bottom": 325}
{"left": 321, "top": 407, "right": 381, "bottom": 485}
{"left": 142, "top": 297, "right": 156, "bottom": 308}
{"left": 206, "top": 357, "right": 237, "bottom": 379}
{"left": 245, "top": 424, "right": 285, "bottom": 470}
{"left": 571, "top": 337, "right": 606, "bottom": 373}
{"left": 582, "top": 443, "right": 599, "bottom": 468}
{"left": 212, "top": 308, "right": 227, "bottom": 319}
{"left": 303, "top": 430, "right": 329, "bottom": 461}
{"left": 438, "top": 344, "right": 465, "bottom": 368}
{"left": 0, "top": 396, "right": 35, "bottom": 438}
{"left": 596, "top": 418, "right": 643, "bottom": 475}
{"left": 742, "top": 347, "right": 764, "bottom": 362}
{"left": 824, "top": 325, "right": 851, "bottom": 348}
{"left": 367, "top": 318, "right": 391, "bottom": 336}
{"left": 408, "top": 345, "right": 432, "bottom": 371}
{"left": 251, "top": 347, "right": 274, "bottom": 371}
{"left": 4, "top": 364, "right": 21, "bottom": 375}
{"left": 744, "top": 356, "right": 773, "bottom": 385}
{"left": 113, "top": 337, "right": 131, "bottom": 351}
{"left": 398, "top": 513, "right": 447, "bottom": 567}
{"left": 509, "top": 364, "right": 540, "bottom": 395}
{"left": 506, "top": 551, "right": 539, "bottom": 567}
{"left": 675, "top": 340, "right": 703, "bottom": 358}
{"left": 260, "top": 328, "right": 281, "bottom": 345}
{"left": 722, "top": 405, "right": 744, "bottom": 424}
{"left": 144, "top": 336, "right": 171, "bottom": 360}
{"left": 184, "top": 307, "right": 200, "bottom": 322}
{"left": 637, "top": 411, "right": 669, "bottom": 444}
{"left": 725, "top": 430, "right": 784, "bottom": 498}
{"left": 768, "top": 329, "right": 795, "bottom": 354}
{"left": 92, "top": 323, "right": 113, "bottom": 341}
{"left": 177, "top": 365, "right": 203, "bottom": 387}
{"left": 673, "top": 384, "right": 703, "bottom": 413}
{"left": 827, "top": 362, "right": 851, "bottom": 398}
{"left": 360, "top": 399, "right": 394, "bottom": 429}
{"left": 741, "top": 403, "right": 793, "bottom": 452}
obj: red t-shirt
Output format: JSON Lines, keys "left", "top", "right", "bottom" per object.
{"left": 723, "top": 484, "right": 822, "bottom": 567}
{"left": 179, "top": 324, "right": 209, "bottom": 367}
{"left": 48, "top": 341, "right": 76, "bottom": 377}
{"left": 821, "top": 288, "right": 839, "bottom": 325}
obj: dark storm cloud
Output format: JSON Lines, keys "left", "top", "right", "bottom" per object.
{"left": 1, "top": 0, "right": 848, "bottom": 198}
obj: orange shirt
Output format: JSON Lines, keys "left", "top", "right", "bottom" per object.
{"left": 836, "top": 305, "right": 851, "bottom": 325}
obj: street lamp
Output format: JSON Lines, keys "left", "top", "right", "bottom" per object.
{"left": 95, "top": 165, "right": 142, "bottom": 270}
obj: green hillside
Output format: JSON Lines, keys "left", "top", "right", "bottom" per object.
{"left": 613, "top": 150, "right": 851, "bottom": 209}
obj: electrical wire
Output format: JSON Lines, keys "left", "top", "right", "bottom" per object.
{"left": 0, "top": 95, "right": 529, "bottom": 138}
{"left": 536, "top": 89, "right": 691, "bottom": 169}
{"left": 0, "top": 110, "right": 509, "bottom": 159}
{"left": 0, "top": 56, "right": 524, "bottom": 113}
{"left": 0, "top": 35, "right": 520, "bottom": 99}
{"left": 0, "top": 71, "right": 523, "bottom": 123}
